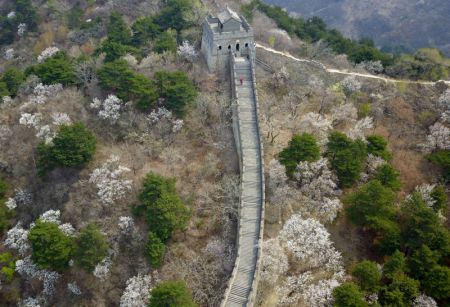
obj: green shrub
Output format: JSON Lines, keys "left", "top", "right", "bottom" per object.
{"left": 26, "top": 52, "right": 75, "bottom": 85}
{"left": 345, "top": 180, "right": 396, "bottom": 225}
{"left": 146, "top": 232, "right": 165, "bottom": 268}
{"left": 352, "top": 260, "right": 381, "bottom": 293}
{"left": 149, "top": 280, "right": 197, "bottom": 307}
{"left": 131, "top": 17, "right": 161, "bottom": 47}
{"left": 155, "top": 0, "right": 195, "bottom": 33}
{"left": 430, "top": 185, "right": 448, "bottom": 211}
{"left": 0, "top": 252, "right": 15, "bottom": 282}
{"left": 0, "top": 0, "right": 39, "bottom": 45}
{"left": 0, "top": 82, "right": 9, "bottom": 97}
{"left": 241, "top": 1, "right": 258, "bottom": 20}
{"left": 106, "top": 12, "right": 132, "bottom": 45}
{"left": 400, "top": 193, "right": 450, "bottom": 257}
{"left": 67, "top": 4, "right": 83, "bottom": 29}
{"left": 383, "top": 250, "right": 406, "bottom": 279}
{"left": 387, "top": 273, "right": 420, "bottom": 305}
{"left": 373, "top": 164, "right": 401, "bottom": 191}
{"left": 134, "top": 172, "right": 190, "bottom": 242}
{"left": 345, "top": 180, "right": 399, "bottom": 254}
{"left": 0, "top": 178, "right": 7, "bottom": 198}
{"left": 0, "top": 179, "right": 12, "bottom": 235}
{"left": 358, "top": 103, "right": 371, "bottom": 118}
{"left": 98, "top": 59, "right": 158, "bottom": 109}
{"left": 408, "top": 245, "right": 440, "bottom": 281}
{"left": 154, "top": 70, "right": 197, "bottom": 117}
{"left": 279, "top": 133, "right": 320, "bottom": 177}
{"left": 97, "top": 40, "right": 138, "bottom": 62}
{"left": 1, "top": 68, "right": 25, "bottom": 97}
{"left": 378, "top": 287, "right": 405, "bottom": 307}
{"left": 366, "top": 135, "right": 392, "bottom": 161}
{"left": 28, "top": 220, "right": 75, "bottom": 271}
{"left": 74, "top": 224, "right": 109, "bottom": 272}
{"left": 428, "top": 150, "right": 450, "bottom": 181}
{"left": 154, "top": 29, "right": 177, "bottom": 54}
{"left": 332, "top": 282, "right": 368, "bottom": 307}
{"left": 0, "top": 201, "right": 12, "bottom": 235}
{"left": 37, "top": 122, "right": 96, "bottom": 175}
{"left": 422, "top": 265, "right": 450, "bottom": 300}
{"left": 326, "top": 132, "right": 367, "bottom": 187}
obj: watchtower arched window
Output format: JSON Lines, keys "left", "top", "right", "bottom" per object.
{"left": 236, "top": 43, "right": 240, "bottom": 51}
{"left": 218, "top": 45, "right": 222, "bottom": 50}
{"left": 245, "top": 43, "right": 248, "bottom": 48}
{"left": 228, "top": 45, "right": 231, "bottom": 50}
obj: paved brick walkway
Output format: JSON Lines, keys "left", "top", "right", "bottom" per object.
{"left": 222, "top": 57, "right": 264, "bottom": 307}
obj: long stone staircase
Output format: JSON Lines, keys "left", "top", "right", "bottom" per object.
{"left": 222, "top": 56, "right": 265, "bottom": 307}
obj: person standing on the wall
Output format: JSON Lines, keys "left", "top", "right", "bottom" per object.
{"left": 240, "top": 77, "right": 243, "bottom": 85}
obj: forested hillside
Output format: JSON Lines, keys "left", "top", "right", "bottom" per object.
{"left": 0, "top": 0, "right": 238, "bottom": 305}
{"left": 0, "top": 0, "right": 449, "bottom": 306}
{"left": 265, "top": 0, "right": 450, "bottom": 56}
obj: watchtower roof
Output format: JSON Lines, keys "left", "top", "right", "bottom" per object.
{"left": 218, "top": 6, "right": 241, "bottom": 24}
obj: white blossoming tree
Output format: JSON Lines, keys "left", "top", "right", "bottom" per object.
{"left": 4, "top": 48, "right": 14, "bottom": 60}
{"left": 303, "top": 278, "right": 340, "bottom": 307}
{"left": 266, "top": 159, "right": 302, "bottom": 210}
{"left": 67, "top": 282, "right": 82, "bottom": 295}
{"left": 422, "top": 122, "right": 450, "bottom": 151}
{"left": 14, "top": 189, "right": 32, "bottom": 206}
{"left": 90, "top": 95, "right": 123, "bottom": 124}
{"left": 294, "top": 158, "right": 342, "bottom": 223}
{"left": 341, "top": 76, "right": 362, "bottom": 96}
{"left": 148, "top": 107, "right": 184, "bottom": 134}
{"left": 260, "top": 238, "right": 288, "bottom": 284}
{"left": 5, "top": 222, "right": 30, "bottom": 255}
{"left": 89, "top": 156, "right": 132, "bottom": 206}
{"left": 438, "top": 89, "right": 450, "bottom": 122}
{"left": 410, "top": 184, "right": 436, "bottom": 208}
{"left": 7, "top": 11, "right": 16, "bottom": 19}
{"left": 177, "top": 41, "right": 198, "bottom": 62}
{"left": 330, "top": 103, "right": 358, "bottom": 126}
{"left": 119, "top": 273, "right": 157, "bottom": 307}
{"left": 93, "top": 257, "right": 112, "bottom": 280}
{"left": 18, "top": 297, "right": 42, "bottom": 307}
{"left": 279, "top": 215, "right": 343, "bottom": 272}
{"left": 17, "top": 23, "right": 27, "bottom": 37}
{"left": 365, "top": 154, "right": 387, "bottom": 174}
{"left": 5, "top": 197, "right": 17, "bottom": 210}
{"left": 356, "top": 61, "right": 384, "bottom": 74}
{"left": 118, "top": 216, "right": 134, "bottom": 235}
{"left": 347, "top": 117, "right": 374, "bottom": 140}
{"left": 276, "top": 273, "right": 311, "bottom": 306}
{"left": 294, "top": 158, "right": 340, "bottom": 201}
{"left": 39, "top": 209, "right": 61, "bottom": 224}
{"left": 37, "top": 46, "right": 60, "bottom": 63}
{"left": 298, "top": 112, "right": 333, "bottom": 145}
{"left": 412, "top": 294, "right": 438, "bottom": 307}
{"left": 59, "top": 223, "right": 77, "bottom": 237}
{"left": 15, "top": 256, "right": 61, "bottom": 296}
{"left": 29, "top": 83, "right": 63, "bottom": 105}
{"left": 51, "top": 112, "right": 72, "bottom": 126}
{"left": 19, "top": 113, "right": 42, "bottom": 129}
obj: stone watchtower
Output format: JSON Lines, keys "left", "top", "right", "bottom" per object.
{"left": 201, "top": 6, "right": 255, "bottom": 73}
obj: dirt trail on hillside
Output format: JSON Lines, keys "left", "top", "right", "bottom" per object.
{"left": 255, "top": 43, "right": 450, "bottom": 85}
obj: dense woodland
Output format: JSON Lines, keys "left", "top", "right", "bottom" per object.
{"left": 0, "top": 0, "right": 449, "bottom": 306}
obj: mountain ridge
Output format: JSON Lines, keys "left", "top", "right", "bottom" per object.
{"left": 264, "top": 0, "right": 450, "bottom": 55}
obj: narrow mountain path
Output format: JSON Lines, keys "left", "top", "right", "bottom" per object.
{"left": 255, "top": 43, "right": 450, "bottom": 85}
